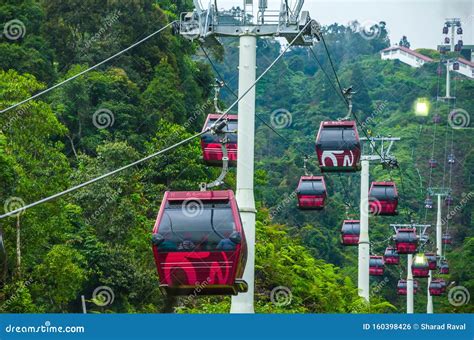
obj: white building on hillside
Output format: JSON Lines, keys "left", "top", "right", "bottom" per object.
{"left": 456, "top": 58, "right": 474, "bottom": 79}
{"left": 380, "top": 46, "right": 433, "bottom": 68}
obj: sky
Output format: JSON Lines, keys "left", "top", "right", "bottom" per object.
{"left": 209, "top": 0, "right": 474, "bottom": 49}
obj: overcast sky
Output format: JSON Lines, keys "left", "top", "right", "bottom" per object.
{"left": 210, "top": 0, "right": 473, "bottom": 48}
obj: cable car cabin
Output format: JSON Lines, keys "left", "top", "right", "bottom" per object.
{"left": 200, "top": 114, "right": 238, "bottom": 166}
{"left": 296, "top": 176, "right": 327, "bottom": 210}
{"left": 425, "top": 252, "right": 438, "bottom": 270}
{"left": 433, "top": 114, "right": 441, "bottom": 124}
{"left": 383, "top": 246, "right": 400, "bottom": 265}
{"left": 368, "top": 182, "right": 399, "bottom": 215}
{"left": 448, "top": 154, "right": 455, "bottom": 164}
{"left": 429, "top": 159, "right": 438, "bottom": 168}
{"left": 394, "top": 228, "right": 418, "bottom": 254}
{"left": 453, "top": 62, "right": 460, "bottom": 71}
{"left": 445, "top": 195, "right": 453, "bottom": 206}
{"left": 412, "top": 254, "right": 430, "bottom": 278}
{"left": 397, "top": 279, "right": 419, "bottom": 295}
{"left": 315, "top": 121, "right": 361, "bottom": 172}
{"left": 458, "top": 39, "right": 464, "bottom": 47}
{"left": 455, "top": 44, "right": 461, "bottom": 52}
{"left": 425, "top": 197, "right": 433, "bottom": 209}
{"left": 444, "top": 37, "right": 450, "bottom": 44}
{"left": 457, "top": 27, "right": 463, "bottom": 35}
{"left": 443, "top": 26, "right": 449, "bottom": 34}
{"left": 439, "top": 260, "right": 449, "bottom": 274}
{"left": 429, "top": 279, "right": 444, "bottom": 296}
{"left": 341, "top": 220, "right": 360, "bottom": 246}
{"left": 439, "top": 278, "right": 447, "bottom": 293}
{"left": 151, "top": 190, "right": 248, "bottom": 296}
{"left": 369, "top": 256, "right": 384, "bottom": 276}
{"left": 442, "top": 233, "right": 452, "bottom": 245}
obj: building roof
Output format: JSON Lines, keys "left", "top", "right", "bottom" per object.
{"left": 381, "top": 46, "right": 434, "bottom": 62}
{"left": 458, "top": 57, "right": 474, "bottom": 68}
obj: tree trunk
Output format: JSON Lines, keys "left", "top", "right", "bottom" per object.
{"left": 16, "top": 215, "right": 21, "bottom": 278}
{"left": 0, "top": 227, "right": 7, "bottom": 285}
{"left": 162, "top": 296, "right": 177, "bottom": 313}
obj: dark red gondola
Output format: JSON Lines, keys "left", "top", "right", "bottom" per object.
{"left": 296, "top": 176, "right": 327, "bottom": 210}
{"left": 152, "top": 190, "right": 248, "bottom": 296}
{"left": 455, "top": 44, "right": 461, "bottom": 52}
{"left": 457, "top": 27, "right": 463, "bottom": 35}
{"left": 200, "top": 114, "right": 238, "bottom": 166}
{"left": 444, "top": 37, "right": 450, "bottom": 44}
{"left": 443, "top": 26, "right": 449, "bottom": 34}
{"left": 433, "top": 114, "right": 441, "bottom": 124}
{"left": 394, "top": 228, "right": 418, "bottom": 254}
{"left": 425, "top": 196, "right": 433, "bottom": 209}
{"left": 315, "top": 121, "right": 361, "bottom": 172}
{"left": 453, "top": 62, "right": 460, "bottom": 71}
{"left": 439, "top": 278, "right": 447, "bottom": 293}
{"left": 445, "top": 195, "right": 453, "bottom": 206}
{"left": 341, "top": 220, "right": 360, "bottom": 246}
{"left": 369, "top": 255, "right": 384, "bottom": 276}
{"left": 439, "top": 260, "right": 449, "bottom": 275}
{"left": 397, "top": 279, "right": 419, "bottom": 295}
{"left": 429, "top": 159, "right": 438, "bottom": 168}
{"left": 425, "top": 252, "right": 438, "bottom": 270}
{"left": 442, "top": 233, "right": 452, "bottom": 245}
{"left": 458, "top": 39, "right": 463, "bottom": 47}
{"left": 429, "top": 279, "right": 444, "bottom": 296}
{"left": 384, "top": 246, "right": 400, "bottom": 265}
{"left": 368, "top": 182, "right": 398, "bottom": 215}
{"left": 412, "top": 253, "right": 430, "bottom": 278}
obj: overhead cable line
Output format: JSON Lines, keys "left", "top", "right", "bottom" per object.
{"left": 0, "top": 21, "right": 177, "bottom": 114}
{"left": 0, "top": 20, "right": 313, "bottom": 219}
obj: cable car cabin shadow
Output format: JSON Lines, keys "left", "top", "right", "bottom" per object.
{"left": 369, "top": 255, "right": 385, "bottom": 276}
{"left": 200, "top": 114, "right": 238, "bottom": 166}
{"left": 315, "top": 121, "right": 361, "bottom": 172}
{"left": 152, "top": 190, "right": 248, "bottom": 296}
{"left": 341, "top": 220, "right": 360, "bottom": 246}
{"left": 368, "top": 182, "right": 399, "bottom": 216}
{"left": 296, "top": 176, "right": 327, "bottom": 210}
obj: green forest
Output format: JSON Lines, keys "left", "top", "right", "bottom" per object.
{"left": 0, "top": 0, "right": 472, "bottom": 314}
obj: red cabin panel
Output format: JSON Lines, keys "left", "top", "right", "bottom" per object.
{"left": 429, "top": 279, "right": 444, "bottom": 296}
{"left": 369, "top": 182, "right": 398, "bottom": 215}
{"left": 397, "top": 280, "right": 419, "bottom": 295}
{"left": 369, "top": 255, "right": 384, "bottom": 276}
{"left": 341, "top": 220, "right": 360, "bottom": 246}
{"left": 395, "top": 228, "right": 418, "bottom": 254}
{"left": 296, "top": 176, "right": 327, "bottom": 210}
{"left": 425, "top": 253, "right": 438, "bottom": 270}
{"left": 383, "top": 246, "right": 400, "bottom": 265}
{"left": 315, "top": 121, "right": 361, "bottom": 172}
{"left": 200, "top": 114, "right": 238, "bottom": 166}
{"left": 439, "top": 260, "right": 449, "bottom": 275}
{"left": 412, "top": 254, "right": 430, "bottom": 278}
{"left": 152, "top": 190, "right": 248, "bottom": 296}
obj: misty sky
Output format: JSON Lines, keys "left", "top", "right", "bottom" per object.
{"left": 210, "top": 0, "right": 473, "bottom": 49}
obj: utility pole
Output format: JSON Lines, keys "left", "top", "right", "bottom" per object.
{"left": 179, "top": 0, "right": 318, "bottom": 313}
{"left": 358, "top": 137, "right": 400, "bottom": 301}
{"left": 390, "top": 223, "right": 430, "bottom": 314}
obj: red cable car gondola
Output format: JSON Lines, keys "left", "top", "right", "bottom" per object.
{"left": 369, "top": 255, "right": 384, "bottom": 276}
{"left": 412, "top": 253, "right": 430, "bottom": 278}
{"left": 397, "top": 279, "right": 419, "bottom": 295}
{"left": 368, "top": 182, "right": 398, "bottom": 215}
{"left": 315, "top": 121, "right": 361, "bottom": 172}
{"left": 394, "top": 228, "right": 418, "bottom": 254}
{"left": 443, "top": 26, "right": 449, "bottom": 34}
{"left": 384, "top": 246, "right": 400, "bottom": 265}
{"left": 296, "top": 176, "right": 327, "bottom": 210}
{"left": 457, "top": 27, "right": 463, "bottom": 35}
{"left": 429, "top": 279, "right": 444, "bottom": 296}
{"left": 453, "top": 62, "right": 460, "bottom": 71}
{"left": 442, "top": 233, "right": 452, "bottom": 245}
{"left": 341, "top": 220, "right": 360, "bottom": 246}
{"left": 439, "top": 260, "right": 449, "bottom": 274}
{"left": 439, "top": 278, "right": 447, "bottom": 293}
{"left": 445, "top": 195, "right": 453, "bottom": 206}
{"left": 152, "top": 190, "right": 248, "bottom": 296}
{"left": 429, "top": 159, "right": 438, "bottom": 168}
{"left": 425, "top": 252, "right": 438, "bottom": 270}
{"left": 444, "top": 37, "right": 450, "bottom": 44}
{"left": 200, "top": 114, "right": 238, "bottom": 166}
